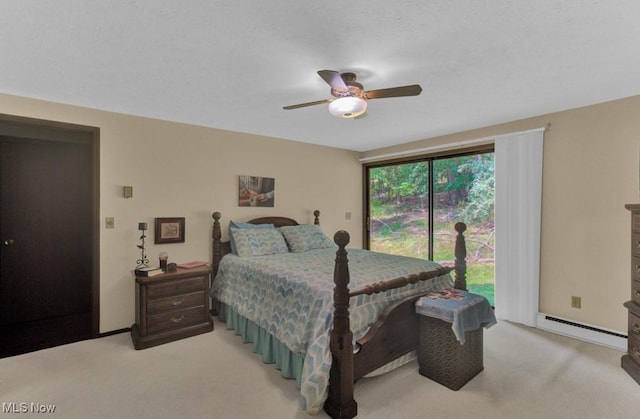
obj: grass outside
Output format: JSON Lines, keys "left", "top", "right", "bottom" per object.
{"left": 466, "top": 264, "right": 494, "bottom": 306}
{"left": 371, "top": 210, "right": 495, "bottom": 306}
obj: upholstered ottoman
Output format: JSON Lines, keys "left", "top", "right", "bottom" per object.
{"left": 415, "top": 289, "right": 496, "bottom": 390}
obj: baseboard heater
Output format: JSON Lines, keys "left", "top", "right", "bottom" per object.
{"left": 536, "top": 313, "right": 627, "bottom": 351}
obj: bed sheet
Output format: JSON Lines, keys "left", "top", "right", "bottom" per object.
{"left": 211, "top": 248, "right": 453, "bottom": 414}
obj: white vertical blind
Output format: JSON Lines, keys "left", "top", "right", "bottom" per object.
{"left": 494, "top": 129, "right": 544, "bottom": 326}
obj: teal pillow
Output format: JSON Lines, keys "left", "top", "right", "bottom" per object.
{"left": 279, "top": 225, "right": 336, "bottom": 253}
{"left": 228, "top": 221, "right": 274, "bottom": 254}
{"left": 231, "top": 228, "right": 289, "bottom": 257}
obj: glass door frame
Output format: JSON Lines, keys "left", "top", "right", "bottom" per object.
{"left": 363, "top": 145, "right": 495, "bottom": 254}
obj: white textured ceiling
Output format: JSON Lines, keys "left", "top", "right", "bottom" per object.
{"left": 2, "top": 1, "right": 640, "bottom": 152}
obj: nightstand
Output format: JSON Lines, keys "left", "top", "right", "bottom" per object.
{"left": 131, "top": 265, "right": 213, "bottom": 349}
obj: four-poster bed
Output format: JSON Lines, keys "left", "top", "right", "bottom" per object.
{"left": 210, "top": 210, "right": 469, "bottom": 418}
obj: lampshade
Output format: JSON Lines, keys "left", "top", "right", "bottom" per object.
{"left": 328, "top": 97, "right": 367, "bottom": 118}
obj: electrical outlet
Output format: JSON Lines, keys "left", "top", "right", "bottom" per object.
{"left": 345, "top": 212, "right": 351, "bottom": 220}
{"left": 571, "top": 296, "right": 581, "bottom": 309}
{"left": 105, "top": 217, "right": 115, "bottom": 229}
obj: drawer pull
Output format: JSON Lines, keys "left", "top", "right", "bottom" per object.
{"left": 171, "top": 298, "right": 184, "bottom": 306}
{"left": 636, "top": 240, "right": 640, "bottom": 248}
{"left": 634, "top": 347, "right": 640, "bottom": 358}
{"left": 636, "top": 265, "right": 640, "bottom": 274}
{"left": 634, "top": 323, "right": 640, "bottom": 334}
{"left": 636, "top": 290, "right": 640, "bottom": 299}
{"left": 170, "top": 316, "right": 185, "bottom": 324}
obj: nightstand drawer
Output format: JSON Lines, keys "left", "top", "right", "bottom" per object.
{"left": 628, "top": 332, "right": 640, "bottom": 364}
{"left": 147, "top": 291, "right": 205, "bottom": 315}
{"left": 147, "top": 276, "right": 207, "bottom": 299}
{"left": 147, "top": 306, "right": 206, "bottom": 333}
{"left": 633, "top": 256, "right": 640, "bottom": 281}
{"left": 632, "top": 280, "right": 640, "bottom": 305}
{"left": 633, "top": 233, "right": 640, "bottom": 256}
{"left": 629, "top": 310, "right": 640, "bottom": 337}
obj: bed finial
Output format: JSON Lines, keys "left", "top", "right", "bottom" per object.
{"left": 334, "top": 230, "right": 350, "bottom": 248}
{"left": 212, "top": 212, "right": 222, "bottom": 277}
{"left": 313, "top": 210, "right": 320, "bottom": 225}
{"left": 212, "top": 212, "right": 222, "bottom": 242}
{"left": 454, "top": 222, "right": 467, "bottom": 290}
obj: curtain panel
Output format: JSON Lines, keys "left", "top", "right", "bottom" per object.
{"left": 494, "top": 128, "right": 544, "bottom": 326}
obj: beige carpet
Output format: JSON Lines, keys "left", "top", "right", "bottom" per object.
{"left": 1, "top": 320, "right": 637, "bottom": 419}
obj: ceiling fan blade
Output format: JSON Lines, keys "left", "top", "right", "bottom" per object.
{"left": 364, "top": 84, "right": 423, "bottom": 100}
{"left": 283, "top": 99, "right": 331, "bottom": 110}
{"left": 317, "top": 70, "right": 348, "bottom": 92}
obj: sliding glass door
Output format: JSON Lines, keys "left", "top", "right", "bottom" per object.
{"left": 366, "top": 150, "right": 495, "bottom": 305}
{"left": 368, "top": 161, "right": 430, "bottom": 258}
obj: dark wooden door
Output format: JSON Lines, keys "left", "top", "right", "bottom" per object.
{"left": 0, "top": 116, "right": 98, "bottom": 357}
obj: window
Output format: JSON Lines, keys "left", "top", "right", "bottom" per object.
{"left": 365, "top": 148, "right": 495, "bottom": 305}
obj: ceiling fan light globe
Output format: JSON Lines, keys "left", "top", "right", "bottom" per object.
{"left": 328, "top": 97, "right": 367, "bottom": 119}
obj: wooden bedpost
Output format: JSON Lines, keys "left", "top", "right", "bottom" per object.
{"left": 324, "top": 230, "right": 357, "bottom": 419}
{"left": 313, "top": 209, "right": 320, "bottom": 225}
{"left": 211, "top": 212, "right": 223, "bottom": 317}
{"left": 212, "top": 212, "right": 222, "bottom": 277}
{"left": 454, "top": 222, "right": 467, "bottom": 290}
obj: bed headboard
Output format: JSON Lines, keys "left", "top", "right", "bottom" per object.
{"left": 245, "top": 216, "right": 299, "bottom": 227}
{"left": 211, "top": 210, "right": 321, "bottom": 276}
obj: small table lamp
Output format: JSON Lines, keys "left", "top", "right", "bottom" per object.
{"left": 136, "top": 222, "right": 149, "bottom": 269}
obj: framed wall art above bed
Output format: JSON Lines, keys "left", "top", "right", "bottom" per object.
{"left": 238, "top": 175, "right": 275, "bottom": 207}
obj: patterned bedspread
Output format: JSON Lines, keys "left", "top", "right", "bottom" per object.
{"left": 211, "top": 248, "right": 453, "bottom": 414}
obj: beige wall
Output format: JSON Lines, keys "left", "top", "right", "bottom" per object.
{"left": 0, "top": 93, "right": 363, "bottom": 332}
{"left": 362, "top": 94, "right": 640, "bottom": 332}
{"left": 4, "top": 92, "right": 639, "bottom": 335}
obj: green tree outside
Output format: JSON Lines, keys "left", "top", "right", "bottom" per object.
{"left": 369, "top": 153, "right": 495, "bottom": 305}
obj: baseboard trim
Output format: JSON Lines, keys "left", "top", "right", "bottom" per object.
{"left": 536, "top": 313, "right": 627, "bottom": 351}
{"left": 96, "top": 328, "right": 130, "bottom": 338}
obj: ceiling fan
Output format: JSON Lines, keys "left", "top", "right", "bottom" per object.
{"left": 283, "top": 70, "right": 422, "bottom": 119}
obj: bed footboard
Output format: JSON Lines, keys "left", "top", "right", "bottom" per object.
{"left": 325, "top": 223, "right": 468, "bottom": 419}
{"left": 352, "top": 295, "right": 422, "bottom": 381}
